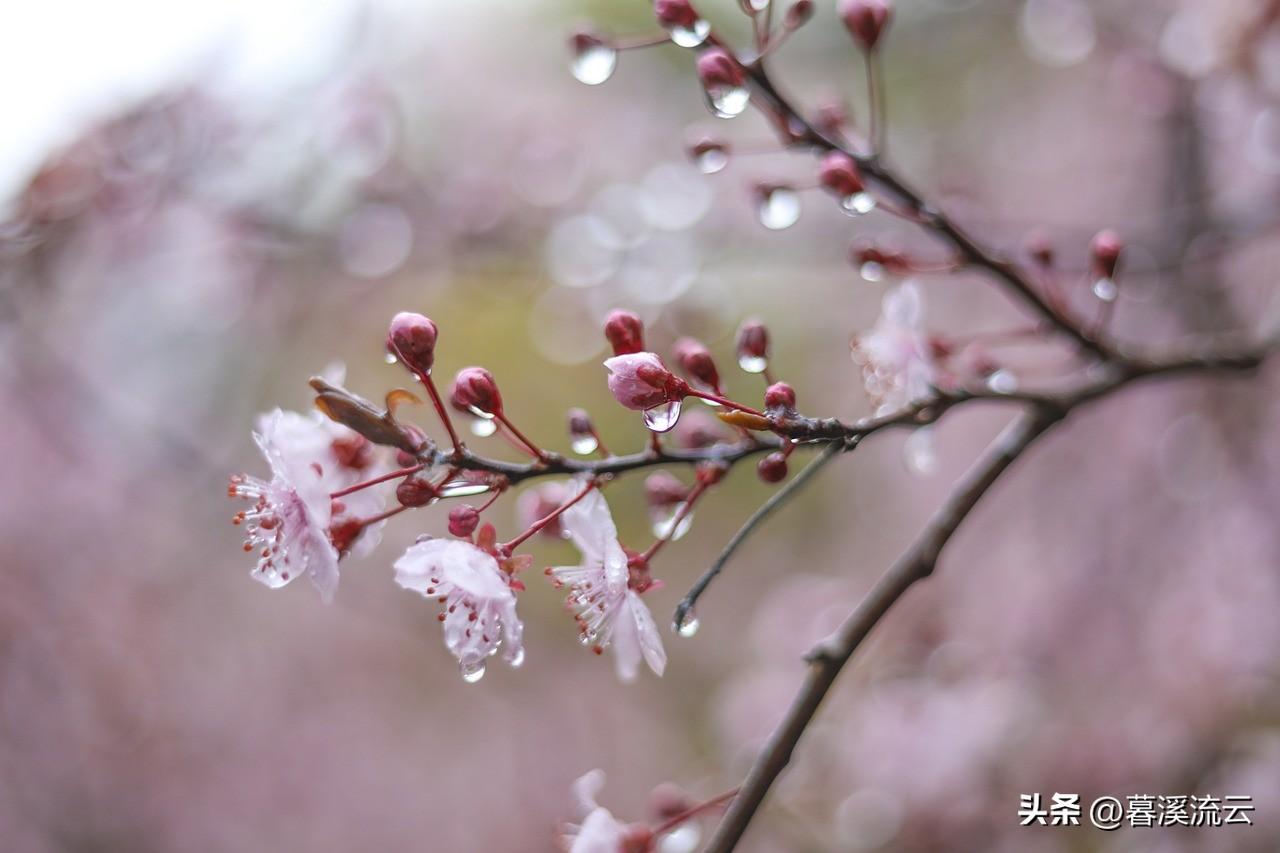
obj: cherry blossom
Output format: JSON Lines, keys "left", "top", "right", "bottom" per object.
{"left": 394, "top": 538, "right": 524, "bottom": 681}
{"left": 558, "top": 770, "right": 652, "bottom": 853}
{"left": 549, "top": 486, "right": 666, "bottom": 681}
{"left": 851, "top": 282, "right": 937, "bottom": 415}
{"left": 603, "top": 352, "right": 685, "bottom": 411}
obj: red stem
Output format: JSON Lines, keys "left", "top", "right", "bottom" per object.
{"left": 652, "top": 788, "right": 740, "bottom": 837}
{"left": 359, "top": 503, "right": 409, "bottom": 528}
{"left": 688, "top": 389, "right": 765, "bottom": 417}
{"left": 418, "top": 371, "right": 465, "bottom": 456}
{"left": 495, "top": 411, "right": 549, "bottom": 462}
{"left": 640, "top": 480, "right": 709, "bottom": 562}
{"left": 330, "top": 464, "right": 425, "bottom": 499}
{"left": 500, "top": 480, "right": 596, "bottom": 552}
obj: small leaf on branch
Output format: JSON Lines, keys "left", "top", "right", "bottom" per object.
{"left": 716, "top": 409, "right": 772, "bottom": 431}
{"left": 309, "top": 377, "right": 422, "bottom": 454}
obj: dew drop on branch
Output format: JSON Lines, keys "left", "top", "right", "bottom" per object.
{"left": 675, "top": 611, "right": 700, "bottom": 638}
{"left": 841, "top": 192, "right": 877, "bottom": 216}
{"left": 571, "top": 43, "right": 618, "bottom": 86}
{"left": 571, "top": 434, "right": 599, "bottom": 455}
{"left": 706, "top": 84, "right": 750, "bottom": 119}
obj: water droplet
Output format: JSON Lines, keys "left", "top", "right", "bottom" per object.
{"left": 841, "top": 191, "right": 877, "bottom": 216}
{"left": 470, "top": 417, "right": 498, "bottom": 437}
{"left": 661, "top": 822, "right": 701, "bottom": 853}
{"left": 985, "top": 369, "right": 1018, "bottom": 394}
{"left": 706, "top": 84, "right": 750, "bottom": 119}
{"left": 652, "top": 506, "right": 694, "bottom": 541}
{"left": 748, "top": 0, "right": 770, "bottom": 10}
{"left": 642, "top": 399, "right": 683, "bottom": 432}
{"left": 668, "top": 18, "right": 711, "bottom": 48}
{"left": 572, "top": 43, "right": 617, "bottom": 86}
{"left": 571, "top": 434, "right": 599, "bottom": 455}
{"left": 738, "top": 353, "right": 768, "bottom": 374}
{"left": 1092, "top": 276, "right": 1118, "bottom": 302}
{"left": 438, "top": 481, "right": 492, "bottom": 499}
{"left": 695, "top": 148, "right": 729, "bottom": 174}
{"left": 758, "top": 187, "right": 801, "bottom": 230}
{"left": 860, "top": 261, "right": 885, "bottom": 282}
{"left": 509, "top": 647, "right": 525, "bottom": 668}
{"left": 460, "top": 660, "right": 486, "bottom": 683}
{"left": 903, "top": 427, "right": 937, "bottom": 476}
{"left": 676, "top": 612, "right": 700, "bottom": 638}
{"left": 384, "top": 352, "right": 398, "bottom": 365}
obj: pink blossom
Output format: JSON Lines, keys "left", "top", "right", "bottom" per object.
{"left": 394, "top": 538, "right": 525, "bottom": 678}
{"left": 229, "top": 410, "right": 343, "bottom": 602}
{"left": 559, "top": 770, "right": 652, "bottom": 853}
{"left": 549, "top": 487, "right": 666, "bottom": 681}
{"left": 851, "top": 282, "right": 937, "bottom": 415}
{"left": 604, "top": 352, "right": 685, "bottom": 411}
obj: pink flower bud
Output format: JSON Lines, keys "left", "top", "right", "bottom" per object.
{"left": 604, "top": 309, "right": 646, "bottom": 356}
{"left": 645, "top": 471, "right": 690, "bottom": 508}
{"left": 786, "top": 0, "right": 815, "bottom": 29}
{"left": 1090, "top": 229, "right": 1123, "bottom": 278}
{"left": 654, "top": 0, "right": 699, "bottom": 29}
{"left": 736, "top": 318, "right": 770, "bottom": 368}
{"left": 569, "top": 26, "right": 607, "bottom": 57}
{"left": 696, "top": 48, "right": 744, "bottom": 91}
{"left": 387, "top": 312, "right": 438, "bottom": 374}
{"left": 396, "top": 476, "right": 436, "bottom": 508}
{"left": 839, "top": 0, "right": 892, "bottom": 50}
{"left": 764, "top": 381, "right": 796, "bottom": 411}
{"left": 451, "top": 367, "right": 502, "bottom": 416}
{"left": 672, "top": 337, "right": 721, "bottom": 392}
{"left": 567, "top": 407, "right": 594, "bottom": 438}
{"left": 818, "top": 151, "right": 865, "bottom": 198}
{"left": 448, "top": 505, "right": 481, "bottom": 538}
{"left": 757, "top": 452, "right": 789, "bottom": 483}
{"left": 604, "top": 352, "right": 688, "bottom": 411}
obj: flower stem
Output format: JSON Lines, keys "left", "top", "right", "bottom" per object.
{"left": 652, "top": 788, "right": 740, "bottom": 836}
{"left": 330, "top": 464, "right": 425, "bottom": 499}
{"left": 688, "top": 389, "right": 765, "bottom": 417}
{"left": 495, "top": 412, "right": 550, "bottom": 462}
{"left": 500, "top": 480, "right": 596, "bottom": 552}
{"left": 640, "top": 480, "right": 709, "bottom": 562}
{"left": 418, "top": 371, "right": 465, "bottom": 457}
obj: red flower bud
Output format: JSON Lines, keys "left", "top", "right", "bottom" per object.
{"left": 786, "top": 0, "right": 815, "bottom": 28}
{"left": 818, "top": 151, "right": 865, "bottom": 198}
{"left": 764, "top": 381, "right": 796, "bottom": 411}
{"left": 396, "top": 476, "right": 436, "bottom": 508}
{"left": 672, "top": 337, "right": 721, "bottom": 392}
{"left": 695, "top": 48, "right": 744, "bottom": 90}
{"left": 1090, "top": 229, "right": 1123, "bottom": 278}
{"left": 757, "top": 452, "right": 789, "bottom": 483}
{"left": 839, "top": 0, "right": 892, "bottom": 50}
{"left": 604, "top": 309, "right": 646, "bottom": 356}
{"left": 654, "top": 0, "right": 699, "bottom": 29}
{"left": 645, "top": 471, "right": 690, "bottom": 508}
{"left": 568, "top": 407, "right": 594, "bottom": 438}
{"left": 387, "top": 312, "right": 438, "bottom": 374}
{"left": 604, "top": 353, "right": 688, "bottom": 410}
{"left": 736, "top": 318, "right": 770, "bottom": 373}
{"left": 448, "top": 505, "right": 481, "bottom": 538}
{"left": 451, "top": 367, "right": 502, "bottom": 416}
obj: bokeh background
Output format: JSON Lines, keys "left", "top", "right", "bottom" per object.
{"left": 3, "top": 0, "right": 1280, "bottom": 850}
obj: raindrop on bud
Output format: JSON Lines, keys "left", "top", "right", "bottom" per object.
{"left": 696, "top": 48, "right": 750, "bottom": 118}
{"left": 736, "top": 319, "right": 770, "bottom": 373}
{"left": 451, "top": 367, "right": 503, "bottom": 418}
{"left": 571, "top": 435, "right": 599, "bottom": 455}
{"left": 509, "top": 647, "right": 525, "bottom": 668}
{"left": 688, "top": 136, "right": 730, "bottom": 174}
{"left": 652, "top": 505, "right": 694, "bottom": 540}
{"left": 469, "top": 417, "right": 498, "bottom": 437}
{"left": 459, "top": 660, "right": 487, "bottom": 683}
{"left": 986, "top": 369, "right": 1019, "bottom": 394}
{"left": 860, "top": 260, "right": 886, "bottom": 282}
{"left": 569, "top": 28, "right": 618, "bottom": 86}
{"left": 656, "top": 0, "right": 711, "bottom": 47}
{"left": 841, "top": 192, "right": 877, "bottom": 216}
{"left": 1092, "top": 277, "right": 1118, "bottom": 302}
{"left": 643, "top": 400, "right": 683, "bottom": 432}
{"left": 438, "top": 481, "right": 493, "bottom": 499}
{"left": 756, "top": 184, "right": 801, "bottom": 230}
{"left": 384, "top": 352, "right": 399, "bottom": 365}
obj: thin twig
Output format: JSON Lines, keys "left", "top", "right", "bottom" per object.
{"left": 673, "top": 440, "right": 846, "bottom": 632}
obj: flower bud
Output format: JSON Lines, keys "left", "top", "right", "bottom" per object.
{"left": 695, "top": 47, "right": 744, "bottom": 91}
{"left": 757, "top": 452, "right": 789, "bottom": 483}
{"left": 604, "top": 309, "right": 646, "bottom": 356}
{"left": 1090, "top": 229, "right": 1123, "bottom": 279}
{"left": 448, "top": 505, "right": 481, "bottom": 538}
{"left": 654, "top": 0, "right": 699, "bottom": 29}
{"left": 387, "top": 312, "right": 438, "bottom": 374}
{"left": 645, "top": 471, "right": 690, "bottom": 508}
{"left": 604, "top": 352, "right": 688, "bottom": 410}
{"left": 764, "top": 381, "right": 796, "bottom": 411}
{"left": 451, "top": 367, "right": 502, "bottom": 417}
{"left": 818, "top": 151, "right": 865, "bottom": 198}
{"left": 786, "top": 0, "right": 815, "bottom": 28}
{"left": 735, "top": 318, "right": 769, "bottom": 373}
{"left": 396, "top": 476, "right": 436, "bottom": 508}
{"left": 568, "top": 407, "right": 594, "bottom": 438}
{"left": 839, "top": 0, "right": 892, "bottom": 50}
{"left": 672, "top": 337, "right": 721, "bottom": 392}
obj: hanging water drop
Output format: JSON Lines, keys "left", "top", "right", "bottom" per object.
{"left": 748, "top": 0, "right": 770, "bottom": 10}
{"left": 706, "top": 84, "right": 750, "bottom": 119}
{"left": 986, "top": 369, "right": 1018, "bottom": 394}
{"left": 903, "top": 427, "right": 937, "bottom": 476}
{"left": 459, "top": 660, "right": 486, "bottom": 683}
{"left": 470, "top": 417, "right": 498, "bottom": 437}
{"left": 571, "top": 434, "right": 599, "bottom": 455}
{"left": 841, "top": 191, "right": 877, "bottom": 216}
{"left": 651, "top": 506, "right": 694, "bottom": 541}
{"left": 676, "top": 611, "right": 700, "bottom": 638}
{"left": 737, "top": 353, "right": 768, "bottom": 374}
{"left": 384, "top": 352, "right": 398, "bottom": 365}
{"left": 438, "top": 481, "right": 493, "bottom": 499}
{"left": 668, "top": 18, "right": 711, "bottom": 48}
{"left": 509, "top": 647, "right": 525, "bottom": 669}
{"left": 860, "top": 261, "right": 886, "bottom": 282}
{"left": 695, "top": 147, "right": 729, "bottom": 174}
{"left": 757, "top": 186, "right": 801, "bottom": 230}
{"left": 571, "top": 42, "right": 617, "bottom": 86}
{"left": 1092, "top": 277, "right": 1118, "bottom": 302}
{"left": 642, "top": 399, "right": 683, "bottom": 432}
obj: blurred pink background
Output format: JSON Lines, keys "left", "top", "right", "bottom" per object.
{"left": 2, "top": 1, "right": 1279, "bottom": 850}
